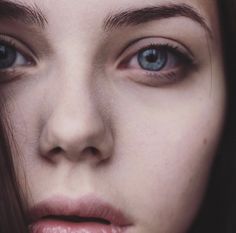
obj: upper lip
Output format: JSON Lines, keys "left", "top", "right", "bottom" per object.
{"left": 28, "top": 194, "right": 132, "bottom": 227}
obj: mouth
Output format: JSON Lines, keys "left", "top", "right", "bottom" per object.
{"left": 28, "top": 195, "right": 132, "bottom": 233}
{"left": 41, "top": 215, "right": 111, "bottom": 224}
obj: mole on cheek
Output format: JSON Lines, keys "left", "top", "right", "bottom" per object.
{"left": 203, "top": 138, "right": 208, "bottom": 145}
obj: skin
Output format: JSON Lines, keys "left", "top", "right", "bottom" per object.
{"left": 0, "top": 0, "right": 225, "bottom": 232}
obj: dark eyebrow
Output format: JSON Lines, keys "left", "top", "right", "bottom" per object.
{"left": 0, "top": 0, "right": 48, "bottom": 28}
{"left": 104, "top": 3, "right": 213, "bottom": 39}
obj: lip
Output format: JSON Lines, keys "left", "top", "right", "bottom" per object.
{"left": 28, "top": 194, "right": 132, "bottom": 233}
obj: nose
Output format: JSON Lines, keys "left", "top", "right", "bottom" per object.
{"left": 39, "top": 81, "right": 114, "bottom": 165}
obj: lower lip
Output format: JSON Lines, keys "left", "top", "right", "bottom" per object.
{"left": 29, "top": 219, "right": 128, "bottom": 233}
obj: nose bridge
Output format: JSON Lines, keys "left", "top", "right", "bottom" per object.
{"left": 39, "top": 65, "right": 113, "bottom": 163}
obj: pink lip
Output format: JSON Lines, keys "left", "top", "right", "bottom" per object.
{"left": 28, "top": 194, "right": 132, "bottom": 233}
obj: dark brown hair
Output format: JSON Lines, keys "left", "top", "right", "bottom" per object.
{"left": 0, "top": 1, "right": 236, "bottom": 232}
{"left": 189, "top": 0, "right": 236, "bottom": 232}
{"left": 0, "top": 116, "right": 28, "bottom": 232}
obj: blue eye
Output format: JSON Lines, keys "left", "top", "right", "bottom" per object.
{"left": 118, "top": 39, "right": 195, "bottom": 87}
{"left": 122, "top": 43, "right": 191, "bottom": 75}
{"left": 138, "top": 48, "right": 167, "bottom": 71}
{"left": 0, "top": 42, "right": 30, "bottom": 70}
{"left": 0, "top": 44, "right": 17, "bottom": 69}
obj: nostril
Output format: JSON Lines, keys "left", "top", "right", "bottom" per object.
{"left": 85, "top": 147, "right": 99, "bottom": 155}
{"left": 41, "top": 147, "right": 64, "bottom": 164}
{"left": 50, "top": 147, "right": 63, "bottom": 154}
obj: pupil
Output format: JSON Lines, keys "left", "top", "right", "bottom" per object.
{"left": 138, "top": 48, "right": 167, "bottom": 71}
{"left": 146, "top": 52, "right": 158, "bottom": 63}
{"left": 0, "top": 46, "right": 7, "bottom": 59}
{"left": 0, "top": 44, "right": 17, "bottom": 69}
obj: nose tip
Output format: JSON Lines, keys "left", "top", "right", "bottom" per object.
{"left": 39, "top": 106, "right": 114, "bottom": 164}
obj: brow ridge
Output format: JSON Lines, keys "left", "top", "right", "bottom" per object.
{"left": 104, "top": 3, "right": 212, "bottom": 38}
{"left": 0, "top": 0, "right": 48, "bottom": 28}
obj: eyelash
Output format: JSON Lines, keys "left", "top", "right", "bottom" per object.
{"left": 0, "top": 35, "right": 34, "bottom": 61}
{"left": 0, "top": 36, "right": 195, "bottom": 87}
{"left": 0, "top": 35, "right": 35, "bottom": 82}
{"left": 118, "top": 42, "right": 195, "bottom": 86}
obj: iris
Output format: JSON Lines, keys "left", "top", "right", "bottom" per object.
{"left": 0, "top": 44, "right": 16, "bottom": 69}
{"left": 138, "top": 48, "right": 167, "bottom": 71}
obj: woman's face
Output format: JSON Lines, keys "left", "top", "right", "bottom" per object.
{"left": 0, "top": 0, "right": 225, "bottom": 232}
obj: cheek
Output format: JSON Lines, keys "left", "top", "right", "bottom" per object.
{"left": 108, "top": 77, "right": 225, "bottom": 231}
{"left": 0, "top": 80, "right": 52, "bottom": 179}
{"left": 111, "top": 118, "right": 222, "bottom": 232}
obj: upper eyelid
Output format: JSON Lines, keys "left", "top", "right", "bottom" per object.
{"left": 0, "top": 34, "right": 38, "bottom": 62}
{"left": 115, "top": 37, "right": 195, "bottom": 66}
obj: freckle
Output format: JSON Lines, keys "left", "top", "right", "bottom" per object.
{"left": 203, "top": 138, "right": 208, "bottom": 145}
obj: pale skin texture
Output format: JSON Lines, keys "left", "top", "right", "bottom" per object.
{"left": 0, "top": 0, "right": 226, "bottom": 232}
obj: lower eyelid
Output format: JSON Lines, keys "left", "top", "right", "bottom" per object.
{"left": 119, "top": 66, "right": 189, "bottom": 87}
{"left": 0, "top": 70, "right": 25, "bottom": 83}
{"left": 0, "top": 65, "right": 36, "bottom": 83}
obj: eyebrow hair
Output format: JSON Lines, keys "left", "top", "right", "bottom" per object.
{"left": 104, "top": 3, "right": 213, "bottom": 39}
{"left": 0, "top": 0, "right": 48, "bottom": 28}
